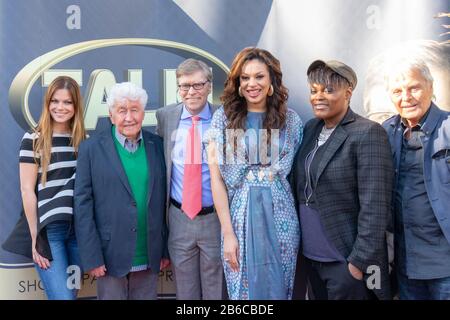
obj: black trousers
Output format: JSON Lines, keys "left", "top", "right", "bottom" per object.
{"left": 306, "top": 258, "right": 374, "bottom": 300}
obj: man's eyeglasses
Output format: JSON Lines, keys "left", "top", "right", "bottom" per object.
{"left": 178, "top": 80, "right": 210, "bottom": 92}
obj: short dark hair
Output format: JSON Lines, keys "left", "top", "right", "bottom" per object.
{"left": 307, "top": 65, "right": 351, "bottom": 89}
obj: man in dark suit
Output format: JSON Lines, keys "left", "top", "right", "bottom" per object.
{"left": 74, "top": 82, "right": 168, "bottom": 300}
{"left": 291, "top": 60, "right": 394, "bottom": 300}
{"left": 155, "top": 59, "right": 224, "bottom": 300}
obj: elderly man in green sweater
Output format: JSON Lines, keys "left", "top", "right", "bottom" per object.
{"left": 74, "top": 82, "right": 169, "bottom": 300}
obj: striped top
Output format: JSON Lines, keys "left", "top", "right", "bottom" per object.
{"left": 19, "top": 132, "right": 76, "bottom": 227}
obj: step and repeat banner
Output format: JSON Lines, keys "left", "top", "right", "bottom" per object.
{"left": 1, "top": 0, "right": 448, "bottom": 299}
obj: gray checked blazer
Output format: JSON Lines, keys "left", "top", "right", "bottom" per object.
{"left": 291, "top": 107, "right": 394, "bottom": 300}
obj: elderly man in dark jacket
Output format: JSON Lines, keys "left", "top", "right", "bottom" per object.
{"left": 382, "top": 56, "right": 450, "bottom": 300}
{"left": 74, "top": 82, "right": 169, "bottom": 300}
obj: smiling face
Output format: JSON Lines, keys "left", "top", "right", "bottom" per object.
{"left": 178, "top": 70, "right": 211, "bottom": 115}
{"left": 309, "top": 83, "right": 351, "bottom": 128}
{"left": 388, "top": 68, "right": 433, "bottom": 127}
{"left": 239, "top": 59, "right": 272, "bottom": 112}
{"left": 109, "top": 98, "right": 145, "bottom": 140}
{"left": 49, "top": 89, "right": 75, "bottom": 132}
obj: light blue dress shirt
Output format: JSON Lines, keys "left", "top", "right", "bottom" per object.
{"left": 170, "top": 103, "right": 214, "bottom": 207}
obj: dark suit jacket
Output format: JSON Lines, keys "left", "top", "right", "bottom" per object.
{"left": 74, "top": 126, "right": 167, "bottom": 277}
{"left": 291, "top": 108, "right": 394, "bottom": 299}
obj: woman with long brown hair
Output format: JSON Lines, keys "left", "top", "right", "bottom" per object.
{"left": 4, "top": 76, "right": 86, "bottom": 299}
{"left": 205, "top": 47, "right": 303, "bottom": 299}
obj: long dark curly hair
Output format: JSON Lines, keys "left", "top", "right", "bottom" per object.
{"left": 221, "top": 47, "right": 288, "bottom": 134}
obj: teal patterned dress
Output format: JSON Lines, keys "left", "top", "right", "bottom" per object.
{"left": 204, "top": 107, "right": 303, "bottom": 300}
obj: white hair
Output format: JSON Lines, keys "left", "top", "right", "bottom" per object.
{"left": 384, "top": 56, "right": 434, "bottom": 89}
{"left": 364, "top": 40, "right": 450, "bottom": 122}
{"left": 106, "top": 82, "right": 148, "bottom": 111}
{"left": 379, "top": 41, "right": 442, "bottom": 89}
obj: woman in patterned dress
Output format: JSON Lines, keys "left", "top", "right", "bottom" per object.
{"left": 204, "top": 47, "right": 303, "bottom": 299}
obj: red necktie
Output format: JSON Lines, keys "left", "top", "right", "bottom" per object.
{"left": 181, "top": 115, "right": 202, "bottom": 219}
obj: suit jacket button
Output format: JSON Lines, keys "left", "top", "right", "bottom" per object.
{"left": 131, "top": 228, "right": 137, "bottom": 232}
{"left": 132, "top": 201, "right": 137, "bottom": 207}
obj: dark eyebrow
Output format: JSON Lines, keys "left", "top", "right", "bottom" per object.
{"left": 241, "top": 72, "right": 265, "bottom": 77}
{"left": 51, "top": 98, "right": 72, "bottom": 101}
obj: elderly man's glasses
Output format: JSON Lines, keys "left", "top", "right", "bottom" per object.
{"left": 178, "top": 80, "right": 209, "bottom": 92}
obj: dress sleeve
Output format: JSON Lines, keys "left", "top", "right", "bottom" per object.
{"left": 290, "top": 109, "right": 304, "bottom": 154}
{"left": 274, "top": 109, "right": 304, "bottom": 177}
{"left": 203, "top": 106, "right": 226, "bottom": 164}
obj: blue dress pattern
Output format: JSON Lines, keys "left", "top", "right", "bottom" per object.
{"left": 204, "top": 107, "right": 303, "bottom": 300}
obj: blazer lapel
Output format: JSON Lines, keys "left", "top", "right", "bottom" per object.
{"left": 100, "top": 128, "right": 133, "bottom": 198}
{"left": 389, "top": 116, "right": 403, "bottom": 175}
{"left": 315, "top": 108, "right": 356, "bottom": 185}
{"left": 315, "top": 126, "right": 348, "bottom": 185}
{"left": 167, "top": 104, "right": 183, "bottom": 167}
{"left": 144, "top": 134, "right": 156, "bottom": 197}
{"left": 165, "top": 103, "right": 183, "bottom": 199}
